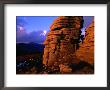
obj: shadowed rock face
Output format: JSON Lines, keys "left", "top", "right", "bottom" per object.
{"left": 43, "top": 16, "right": 84, "bottom": 69}
{"left": 75, "top": 20, "right": 94, "bottom": 64}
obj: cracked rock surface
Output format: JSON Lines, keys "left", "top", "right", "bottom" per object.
{"left": 43, "top": 16, "right": 84, "bottom": 68}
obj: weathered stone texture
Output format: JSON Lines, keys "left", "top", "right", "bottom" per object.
{"left": 75, "top": 20, "right": 94, "bottom": 64}
{"left": 43, "top": 16, "right": 84, "bottom": 68}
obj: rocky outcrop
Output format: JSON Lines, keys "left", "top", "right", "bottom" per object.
{"left": 43, "top": 16, "right": 84, "bottom": 68}
{"left": 75, "top": 20, "right": 94, "bottom": 64}
{"left": 59, "top": 64, "right": 72, "bottom": 74}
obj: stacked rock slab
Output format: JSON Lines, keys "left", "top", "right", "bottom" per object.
{"left": 75, "top": 20, "right": 94, "bottom": 64}
{"left": 43, "top": 16, "right": 84, "bottom": 68}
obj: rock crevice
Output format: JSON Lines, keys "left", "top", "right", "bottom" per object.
{"left": 43, "top": 16, "right": 84, "bottom": 68}
{"left": 75, "top": 20, "right": 94, "bottom": 64}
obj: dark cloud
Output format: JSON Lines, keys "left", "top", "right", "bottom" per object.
{"left": 16, "top": 17, "right": 47, "bottom": 44}
{"left": 16, "top": 30, "right": 47, "bottom": 44}
{"left": 16, "top": 16, "right": 94, "bottom": 43}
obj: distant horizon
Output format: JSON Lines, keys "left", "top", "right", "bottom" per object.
{"left": 16, "top": 41, "right": 44, "bottom": 44}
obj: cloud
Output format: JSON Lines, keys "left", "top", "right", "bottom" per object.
{"left": 16, "top": 30, "right": 48, "bottom": 44}
{"left": 16, "top": 16, "right": 49, "bottom": 43}
{"left": 16, "top": 16, "right": 93, "bottom": 44}
{"left": 16, "top": 17, "right": 28, "bottom": 31}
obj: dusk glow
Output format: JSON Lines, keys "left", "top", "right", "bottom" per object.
{"left": 16, "top": 16, "right": 94, "bottom": 74}
{"left": 16, "top": 16, "right": 94, "bottom": 43}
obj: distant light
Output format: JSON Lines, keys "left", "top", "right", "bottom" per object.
{"left": 19, "top": 26, "right": 24, "bottom": 31}
{"left": 43, "top": 30, "right": 47, "bottom": 35}
{"left": 40, "top": 30, "right": 47, "bottom": 36}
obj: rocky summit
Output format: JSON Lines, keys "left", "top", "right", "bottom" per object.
{"left": 43, "top": 16, "right": 94, "bottom": 74}
{"left": 43, "top": 16, "right": 85, "bottom": 73}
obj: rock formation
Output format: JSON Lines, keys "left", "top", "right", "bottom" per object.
{"left": 75, "top": 20, "right": 94, "bottom": 64}
{"left": 43, "top": 16, "right": 84, "bottom": 70}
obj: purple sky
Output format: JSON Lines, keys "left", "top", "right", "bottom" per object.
{"left": 16, "top": 16, "right": 94, "bottom": 44}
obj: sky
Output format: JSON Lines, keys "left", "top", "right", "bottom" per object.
{"left": 16, "top": 16, "right": 94, "bottom": 44}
